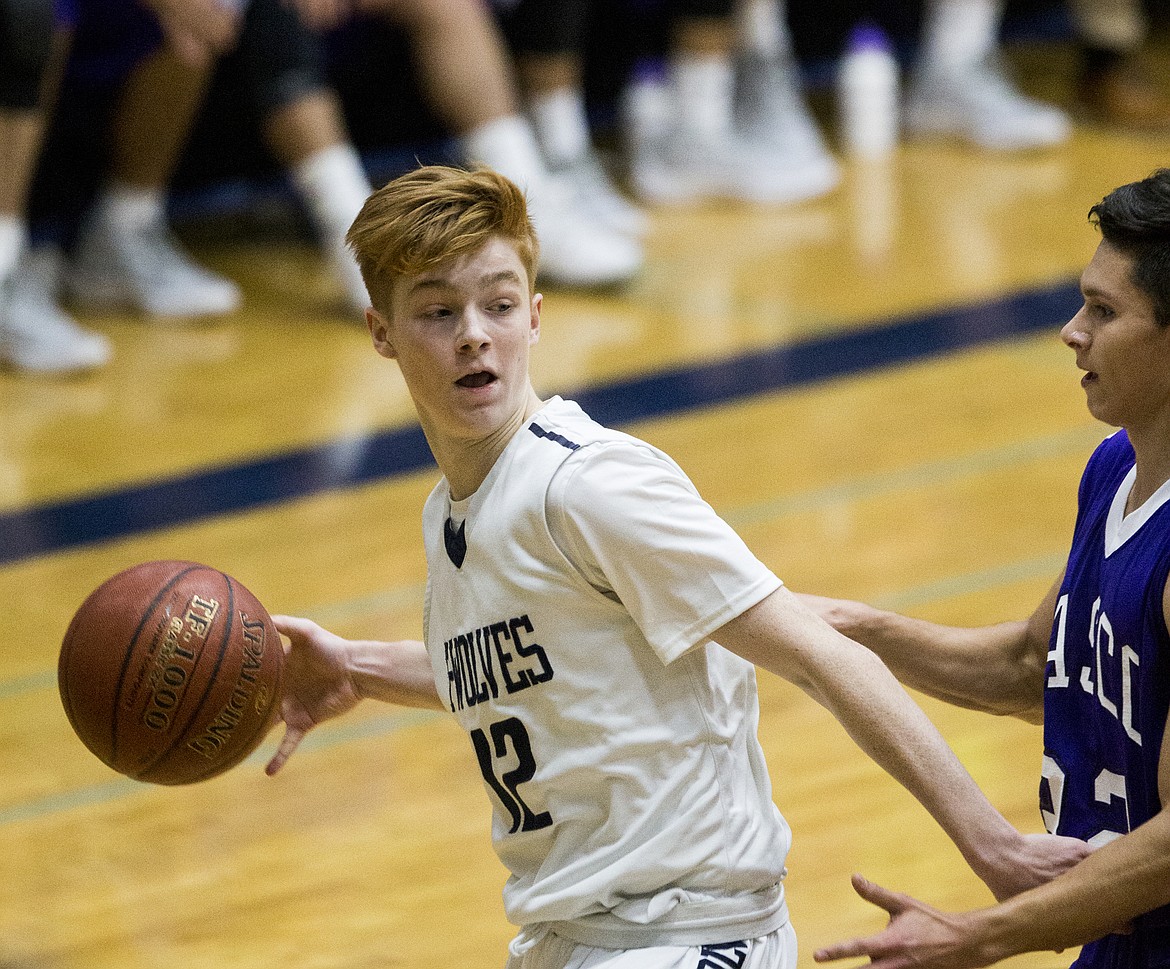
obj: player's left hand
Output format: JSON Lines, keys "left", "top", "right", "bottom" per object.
{"left": 814, "top": 874, "right": 999, "bottom": 969}
{"left": 982, "top": 831, "right": 1094, "bottom": 901}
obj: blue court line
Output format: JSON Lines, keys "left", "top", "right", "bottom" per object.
{"left": 2, "top": 420, "right": 1100, "bottom": 704}
{"left": 0, "top": 279, "right": 1082, "bottom": 567}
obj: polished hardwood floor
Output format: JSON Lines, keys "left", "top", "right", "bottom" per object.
{"left": 1, "top": 102, "right": 1168, "bottom": 969}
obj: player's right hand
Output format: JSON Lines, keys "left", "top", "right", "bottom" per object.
{"left": 982, "top": 831, "right": 1094, "bottom": 901}
{"left": 265, "top": 615, "right": 363, "bottom": 775}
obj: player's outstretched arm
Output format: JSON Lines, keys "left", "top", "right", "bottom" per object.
{"left": 715, "top": 587, "right": 1090, "bottom": 901}
{"left": 266, "top": 615, "right": 443, "bottom": 775}
{"left": 797, "top": 574, "right": 1064, "bottom": 723}
{"left": 815, "top": 635, "right": 1170, "bottom": 968}
{"left": 816, "top": 793, "right": 1170, "bottom": 966}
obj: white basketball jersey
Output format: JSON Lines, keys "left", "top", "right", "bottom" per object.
{"left": 422, "top": 398, "right": 791, "bottom": 948}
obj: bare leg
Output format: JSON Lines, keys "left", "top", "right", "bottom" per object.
{"left": 0, "top": 22, "right": 111, "bottom": 374}
{"left": 384, "top": 0, "right": 517, "bottom": 133}
{"left": 265, "top": 88, "right": 373, "bottom": 311}
{"left": 69, "top": 43, "right": 241, "bottom": 317}
{"left": 0, "top": 28, "right": 68, "bottom": 265}
{"left": 0, "top": 110, "right": 47, "bottom": 219}
{"left": 107, "top": 46, "right": 211, "bottom": 190}
{"left": 264, "top": 86, "right": 348, "bottom": 164}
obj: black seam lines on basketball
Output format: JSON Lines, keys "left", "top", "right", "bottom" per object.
{"left": 186, "top": 595, "right": 276, "bottom": 784}
{"left": 190, "top": 638, "right": 276, "bottom": 782}
{"left": 137, "top": 571, "right": 235, "bottom": 782}
{"left": 111, "top": 563, "right": 205, "bottom": 768}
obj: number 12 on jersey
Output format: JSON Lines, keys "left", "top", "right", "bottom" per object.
{"left": 471, "top": 717, "right": 552, "bottom": 833}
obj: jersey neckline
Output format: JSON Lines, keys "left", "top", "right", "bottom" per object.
{"left": 1105, "top": 464, "right": 1170, "bottom": 557}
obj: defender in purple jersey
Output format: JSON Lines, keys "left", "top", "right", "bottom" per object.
{"left": 807, "top": 167, "right": 1170, "bottom": 968}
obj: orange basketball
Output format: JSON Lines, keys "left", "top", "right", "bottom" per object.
{"left": 58, "top": 560, "right": 284, "bottom": 785}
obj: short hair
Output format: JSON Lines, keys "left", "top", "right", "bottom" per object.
{"left": 345, "top": 164, "right": 539, "bottom": 312}
{"left": 1089, "top": 168, "right": 1170, "bottom": 327}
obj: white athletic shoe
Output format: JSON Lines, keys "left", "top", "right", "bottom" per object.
{"left": 69, "top": 212, "right": 242, "bottom": 318}
{"left": 549, "top": 152, "right": 651, "bottom": 239}
{"left": 527, "top": 177, "right": 644, "bottom": 288}
{"left": 0, "top": 247, "right": 112, "bottom": 374}
{"left": 734, "top": 51, "right": 840, "bottom": 196}
{"left": 625, "top": 77, "right": 838, "bottom": 207}
{"left": 904, "top": 56, "right": 1071, "bottom": 150}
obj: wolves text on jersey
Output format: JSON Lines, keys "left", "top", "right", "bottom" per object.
{"left": 443, "top": 614, "right": 555, "bottom": 712}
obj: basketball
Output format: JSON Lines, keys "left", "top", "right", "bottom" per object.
{"left": 58, "top": 560, "right": 284, "bottom": 785}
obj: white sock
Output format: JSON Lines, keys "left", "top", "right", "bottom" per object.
{"left": 94, "top": 182, "right": 166, "bottom": 232}
{"left": 460, "top": 114, "right": 549, "bottom": 193}
{"left": 0, "top": 215, "right": 27, "bottom": 285}
{"left": 921, "top": 0, "right": 1003, "bottom": 71}
{"left": 290, "top": 142, "right": 372, "bottom": 242}
{"left": 672, "top": 54, "right": 735, "bottom": 138}
{"left": 737, "top": 0, "right": 791, "bottom": 58}
{"left": 290, "top": 143, "right": 373, "bottom": 310}
{"left": 528, "top": 87, "right": 592, "bottom": 167}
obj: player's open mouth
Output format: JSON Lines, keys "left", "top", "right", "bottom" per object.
{"left": 457, "top": 371, "right": 496, "bottom": 388}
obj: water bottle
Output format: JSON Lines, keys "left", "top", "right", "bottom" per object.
{"left": 837, "top": 22, "right": 900, "bottom": 159}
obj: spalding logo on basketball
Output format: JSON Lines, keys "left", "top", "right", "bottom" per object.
{"left": 58, "top": 560, "right": 284, "bottom": 785}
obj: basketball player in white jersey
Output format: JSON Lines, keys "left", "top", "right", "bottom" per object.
{"left": 264, "top": 164, "right": 1089, "bottom": 969}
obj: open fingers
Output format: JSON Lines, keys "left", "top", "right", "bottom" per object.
{"left": 265, "top": 722, "right": 306, "bottom": 776}
{"left": 850, "top": 873, "right": 913, "bottom": 913}
{"left": 271, "top": 614, "right": 321, "bottom": 641}
{"left": 813, "top": 876, "right": 913, "bottom": 965}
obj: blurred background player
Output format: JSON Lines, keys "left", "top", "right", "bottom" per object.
{"left": 0, "top": 0, "right": 110, "bottom": 373}
{"left": 731, "top": 0, "right": 841, "bottom": 187}
{"left": 620, "top": 0, "right": 841, "bottom": 206}
{"left": 276, "top": 0, "right": 643, "bottom": 291}
{"left": 64, "top": 5, "right": 244, "bottom": 319}
{"left": 496, "top": 0, "right": 651, "bottom": 240}
{"left": 6, "top": 0, "right": 243, "bottom": 375}
{"left": 904, "top": 0, "right": 1071, "bottom": 150}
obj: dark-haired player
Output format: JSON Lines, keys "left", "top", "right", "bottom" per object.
{"left": 811, "top": 168, "right": 1170, "bottom": 968}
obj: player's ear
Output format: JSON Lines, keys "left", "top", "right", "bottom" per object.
{"left": 529, "top": 292, "right": 542, "bottom": 346}
{"left": 367, "top": 308, "right": 397, "bottom": 359}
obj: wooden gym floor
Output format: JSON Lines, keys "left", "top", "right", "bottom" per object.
{"left": 2, "top": 77, "right": 1169, "bottom": 968}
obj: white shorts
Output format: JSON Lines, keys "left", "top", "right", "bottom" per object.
{"left": 504, "top": 922, "right": 797, "bottom": 969}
